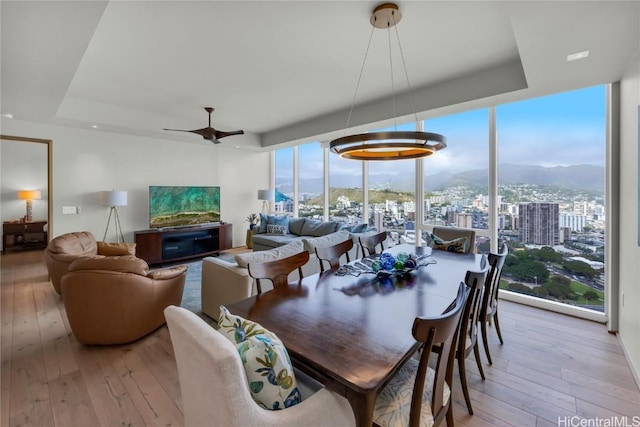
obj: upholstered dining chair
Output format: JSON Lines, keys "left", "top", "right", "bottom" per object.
{"left": 248, "top": 250, "right": 310, "bottom": 294}
{"left": 480, "top": 243, "right": 509, "bottom": 365}
{"left": 372, "top": 282, "right": 468, "bottom": 427}
{"left": 315, "top": 238, "right": 354, "bottom": 272}
{"left": 433, "top": 257, "right": 488, "bottom": 415}
{"left": 164, "top": 306, "right": 356, "bottom": 427}
{"left": 431, "top": 226, "right": 477, "bottom": 254}
{"left": 358, "top": 231, "right": 387, "bottom": 258}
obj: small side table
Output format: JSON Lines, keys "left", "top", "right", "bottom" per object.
{"left": 2, "top": 221, "right": 48, "bottom": 253}
{"left": 246, "top": 229, "right": 253, "bottom": 249}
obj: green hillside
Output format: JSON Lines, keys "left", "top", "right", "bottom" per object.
{"left": 307, "top": 188, "right": 415, "bottom": 205}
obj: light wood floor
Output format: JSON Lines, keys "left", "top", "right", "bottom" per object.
{"left": 2, "top": 250, "right": 639, "bottom": 427}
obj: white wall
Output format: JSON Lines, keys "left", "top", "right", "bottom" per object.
{"left": 0, "top": 118, "right": 268, "bottom": 248}
{"left": 618, "top": 52, "right": 640, "bottom": 382}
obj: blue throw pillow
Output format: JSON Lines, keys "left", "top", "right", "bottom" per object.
{"left": 270, "top": 215, "right": 290, "bottom": 229}
{"left": 257, "top": 214, "right": 290, "bottom": 234}
{"left": 339, "top": 223, "right": 354, "bottom": 232}
{"left": 258, "top": 213, "right": 269, "bottom": 234}
{"left": 351, "top": 223, "right": 368, "bottom": 233}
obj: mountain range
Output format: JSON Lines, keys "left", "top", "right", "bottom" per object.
{"left": 279, "top": 164, "right": 604, "bottom": 195}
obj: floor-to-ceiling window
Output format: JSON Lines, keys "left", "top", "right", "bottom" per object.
{"left": 274, "top": 147, "right": 294, "bottom": 215}
{"left": 298, "top": 142, "right": 325, "bottom": 219}
{"left": 496, "top": 86, "right": 606, "bottom": 312}
{"left": 367, "top": 123, "right": 416, "bottom": 245}
{"left": 421, "top": 109, "right": 490, "bottom": 251}
{"left": 329, "top": 146, "right": 363, "bottom": 225}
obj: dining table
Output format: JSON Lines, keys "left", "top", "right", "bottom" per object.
{"left": 225, "top": 244, "right": 484, "bottom": 427}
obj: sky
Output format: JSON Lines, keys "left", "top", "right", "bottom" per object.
{"left": 277, "top": 84, "right": 606, "bottom": 183}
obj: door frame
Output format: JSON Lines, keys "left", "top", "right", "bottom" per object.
{"left": 0, "top": 134, "right": 53, "bottom": 241}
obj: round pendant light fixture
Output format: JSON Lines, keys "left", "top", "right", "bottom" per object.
{"left": 330, "top": 3, "right": 447, "bottom": 161}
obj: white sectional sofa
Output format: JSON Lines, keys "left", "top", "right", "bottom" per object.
{"left": 201, "top": 229, "right": 364, "bottom": 320}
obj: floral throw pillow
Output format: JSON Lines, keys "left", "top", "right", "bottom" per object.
{"left": 430, "top": 233, "right": 468, "bottom": 253}
{"left": 218, "top": 306, "right": 301, "bottom": 410}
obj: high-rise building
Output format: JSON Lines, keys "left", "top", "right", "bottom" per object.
{"left": 519, "top": 202, "right": 559, "bottom": 245}
{"left": 455, "top": 212, "right": 473, "bottom": 228}
{"left": 559, "top": 214, "right": 586, "bottom": 232}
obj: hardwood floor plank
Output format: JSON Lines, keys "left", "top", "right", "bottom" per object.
{"left": 111, "top": 345, "right": 183, "bottom": 426}
{"left": 9, "top": 268, "right": 54, "bottom": 426}
{"left": 465, "top": 363, "right": 577, "bottom": 413}
{"left": 136, "top": 328, "right": 183, "bottom": 412}
{"left": 560, "top": 367, "right": 640, "bottom": 405}
{"left": 468, "top": 372, "right": 578, "bottom": 424}
{"left": 73, "top": 344, "right": 146, "bottom": 427}
{"left": 33, "top": 279, "right": 77, "bottom": 382}
{"left": 466, "top": 385, "right": 538, "bottom": 426}
{"left": 47, "top": 370, "right": 100, "bottom": 426}
{"left": 1, "top": 254, "right": 17, "bottom": 427}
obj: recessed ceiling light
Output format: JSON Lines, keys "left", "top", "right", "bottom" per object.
{"left": 567, "top": 50, "right": 589, "bottom": 62}
{"left": 1, "top": 113, "right": 13, "bottom": 119}
{"left": 91, "top": 125, "right": 98, "bottom": 128}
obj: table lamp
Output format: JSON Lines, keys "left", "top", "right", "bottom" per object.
{"left": 257, "top": 189, "right": 274, "bottom": 213}
{"left": 17, "top": 190, "right": 41, "bottom": 222}
{"left": 98, "top": 190, "right": 128, "bottom": 242}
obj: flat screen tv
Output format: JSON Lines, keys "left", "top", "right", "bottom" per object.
{"left": 149, "top": 186, "right": 220, "bottom": 228}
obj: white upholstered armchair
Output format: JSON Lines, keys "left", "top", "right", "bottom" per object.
{"left": 164, "top": 306, "right": 355, "bottom": 427}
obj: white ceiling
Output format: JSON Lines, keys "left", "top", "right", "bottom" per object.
{"left": 1, "top": 1, "right": 638, "bottom": 149}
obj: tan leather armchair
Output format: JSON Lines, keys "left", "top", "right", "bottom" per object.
{"left": 44, "top": 231, "right": 135, "bottom": 294}
{"left": 61, "top": 256, "right": 187, "bottom": 345}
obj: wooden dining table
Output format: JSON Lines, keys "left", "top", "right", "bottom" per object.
{"left": 225, "top": 244, "right": 483, "bottom": 427}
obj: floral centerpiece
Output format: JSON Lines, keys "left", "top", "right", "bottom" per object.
{"left": 369, "top": 251, "right": 431, "bottom": 276}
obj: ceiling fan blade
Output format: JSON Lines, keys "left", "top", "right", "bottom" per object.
{"left": 163, "top": 128, "right": 194, "bottom": 133}
{"left": 215, "top": 129, "right": 245, "bottom": 140}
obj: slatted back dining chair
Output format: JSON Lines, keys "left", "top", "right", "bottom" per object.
{"left": 358, "top": 231, "right": 387, "bottom": 258}
{"left": 373, "top": 282, "right": 468, "bottom": 427}
{"left": 247, "top": 250, "right": 310, "bottom": 294}
{"left": 454, "top": 257, "right": 489, "bottom": 415}
{"left": 315, "top": 238, "right": 354, "bottom": 273}
{"left": 480, "top": 242, "right": 508, "bottom": 365}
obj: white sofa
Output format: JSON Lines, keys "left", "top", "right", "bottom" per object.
{"left": 201, "top": 230, "right": 362, "bottom": 320}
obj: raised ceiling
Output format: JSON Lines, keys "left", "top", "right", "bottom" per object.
{"left": 1, "top": 1, "right": 638, "bottom": 149}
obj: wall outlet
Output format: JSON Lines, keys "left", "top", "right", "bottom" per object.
{"left": 62, "top": 206, "right": 77, "bottom": 215}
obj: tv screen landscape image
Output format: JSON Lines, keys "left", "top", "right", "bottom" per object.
{"left": 149, "top": 186, "right": 220, "bottom": 228}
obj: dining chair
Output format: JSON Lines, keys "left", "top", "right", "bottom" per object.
{"left": 248, "top": 250, "right": 310, "bottom": 294}
{"left": 358, "top": 231, "right": 387, "bottom": 257}
{"left": 446, "top": 257, "right": 489, "bottom": 415}
{"left": 164, "top": 306, "right": 356, "bottom": 427}
{"left": 373, "top": 281, "right": 468, "bottom": 427}
{"left": 315, "top": 238, "right": 354, "bottom": 273}
{"left": 480, "top": 242, "right": 509, "bottom": 365}
{"left": 431, "top": 226, "right": 477, "bottom": 254}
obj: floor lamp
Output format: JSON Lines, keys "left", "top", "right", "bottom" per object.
{"left": 257, "top": 189, "right": 274, "bottom": 213}
{"left": 99, "top": 190, "right": 127, "bottom": 243}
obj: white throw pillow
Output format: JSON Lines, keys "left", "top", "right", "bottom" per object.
{"left": 234, "top": 240, "right": 305, "bottom": 268}
{"left": 302, "top": 229, "right": 350, "bottom": 253}
{"left": 218, "top": 306, "right": 301, "bottom": 410}
{"left": 266, "top": 224, "right": 287, "bottom": 235}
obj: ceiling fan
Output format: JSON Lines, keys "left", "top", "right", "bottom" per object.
{"left": 163, "top": 107, "right": 244, "bottom": 144}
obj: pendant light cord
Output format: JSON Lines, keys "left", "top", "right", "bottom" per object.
{"left": 393, "top": 21, "right": 420, "bottom": 126}
{"left": 343, "top": 26, "right": 375, "bottom": 135}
